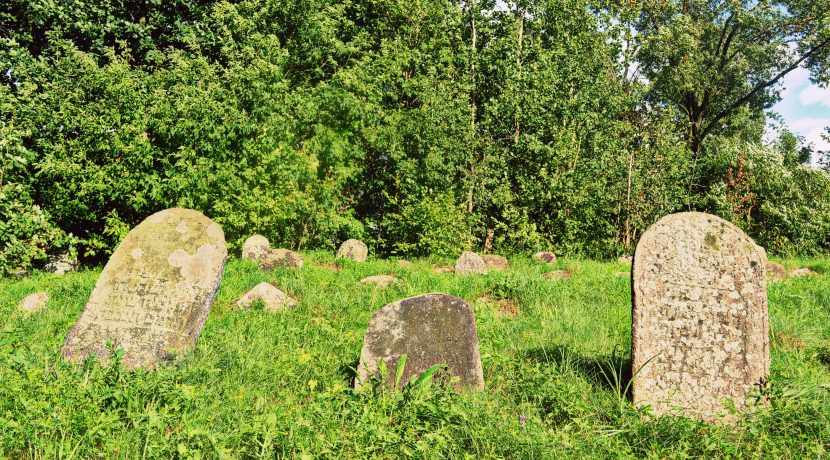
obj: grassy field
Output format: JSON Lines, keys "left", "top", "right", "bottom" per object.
{"left": 1, "top": 253, "right": 829, "bottom": 458}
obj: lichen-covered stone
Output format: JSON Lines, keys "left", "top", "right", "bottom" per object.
{"left": 45, "top": 251, "right": 78, "bottom": 275}
{"left": 433, "top": 265, "right": 454, "bottom": 274}
{"left": 242, "top": 235, "right": 270, "bottom": 262}
{"left": 336, "top": 239, "right": 368, "bottom": 262}
{"left": 533, "top": 252, "right": 557, "bottom": 265}
{"left": 18, "top": 292, "right": 49, "bottom": 313}
{"left": 236, "top": 282, "right": 296, "bottom": 311}
{"left": 618, "top": 255, "right": 633, "bottom": 265}
{"left": 482, "top": 254, "right": 509, "bottom": 271}
{"left": 61, "top": 208, "right": 227, "bottom": 370}
{"left": 355, "top": 293, "right": 484, "bottom": 390}
{"left": 455, "top": 251, "right": 487, "bottom": 276}
{"left": 360, "top": 275, "right": 398, "bottom": 288}
{"left": 259, "top": 248, "right": 304, "bottom": 269}
{"left": 632, "top": 212, "right": 768, "bottom": 423}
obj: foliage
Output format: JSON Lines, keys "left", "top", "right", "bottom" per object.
{"left": 1, "top": 0, "right": 830, "bottom": 275}
{"left": 384, "top": 193, "right": 476, "bottom": 257}
{"left": 0, "top": 184, "right": 75, "bottom": 276}
{"left": 698, "top": 137, "right": 830, "bottom": 255}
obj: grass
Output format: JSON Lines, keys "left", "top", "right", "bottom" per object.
{"left": 1, "top": 252, "right": 829, "bottom": 458}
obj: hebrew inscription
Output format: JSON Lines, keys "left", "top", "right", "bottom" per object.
{"left": 62, "top": 208, "right": 227, "bottom": 370}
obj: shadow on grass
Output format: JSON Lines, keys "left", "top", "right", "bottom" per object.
{"left": 339, "top": 354, "right": 361, "bottom": 387}
{"left": 524, "top": 345, "right": 633, "bottom": 398}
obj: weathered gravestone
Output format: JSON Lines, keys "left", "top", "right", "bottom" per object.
{"left": 360, "top": 275, "right": 399, "bottom": 288}
{"left": 455, "top": 251, "right": 487, "bottom": 276}
{"left": 336, "top": 239, "right": 368, "bottom": 262}
{"left": 260, "top": 248, "right": 304, "bottom": 269}
{"left": 533, "top": 251, "right": 557, "bottom": 265}
{"left": 242, "top": 235, "right": 270, "bottom": 262}
{"left": 46, "top": 251, "right": 79, "bottom": 275}
{"left": 355, "top": 293, "right": 484, "bottom": 390}
{"left": 61, "top": 208, "right": 227, "bottom": 370}
{"left": 632, "top": 212, "right": 768, "bottom": 422}
{"left": 482, "top": 254, "right": 510, "bottom": 271}
{"left": 18, "top": 292, "right": 49, "bottom": 313}
{"left": 236, "top": 282, "right": 296, "bottom": 311}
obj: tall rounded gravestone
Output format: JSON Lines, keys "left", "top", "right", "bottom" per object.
{"left": 632, "top": 212, "right": 768, "bottom": 422}
{"left": 62, "top": 208, "right": 227, "bottom": 370}
{"left": 336, "top": 239, "right": 368, "bottom": 262}
{"left": 356, "top": 293, "right": 484, "bottom": 390}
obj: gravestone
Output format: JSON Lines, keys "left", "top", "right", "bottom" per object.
{"left": 455, "top": 251, "right": 487, "bottom": 276}
{"left": 482, "top": 255, "right": 510, "bottom": 271}
{"left": 533, "top": 252, "right": 557, "bottom": 265}
{"left": 336, "top": 239, "right": 368, "bottom": 262}
{"left": 237, "top": 282, "right": 296, "bottom": 311}
{"left": 46, "top": 251, "right": 78, "bottom": 275}
{"left": 260, "top": 248, "right": 304, "bottom": 269}
{"left": 397, "top": 260, "right": 416, "bottom": 269}
{"left": 789, "top": 267, "right": 818, "bottom": 277}
{"left": 766, "top": 261, "right": 788, "bottom": 281}
{"left": 543, "top": 270, "right": 570, "bottom": 280}
{"left": 355, "top": 293, "right": 484, "bottom": 390}
{"left": 61, "top": 208, "right": 227, "bottom": 370}
{"left": 18, "top": 292, "right": 49, "bottom": 313}
{"left": 632, "top": 212, "right": 768, "bottom": 422}
{"left": 242, "top": 235, "right": 270, "bottom": 262}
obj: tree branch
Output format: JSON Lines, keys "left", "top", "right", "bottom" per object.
{"left": 700, "top": 37, "right": 830, "bottom": 143}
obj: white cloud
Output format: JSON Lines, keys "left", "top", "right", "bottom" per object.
{"left": 800, "top": 84, "right": 830, "bottom": 108}
{"left": 788, "top": 117, "right": 830, "bottom": 153}
{"left": 780, "top": 66, "right": 810, "bottom": 102}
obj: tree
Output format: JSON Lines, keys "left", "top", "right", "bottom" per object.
{"left": 628, "top": 0, "right": 830, "bottom": 156}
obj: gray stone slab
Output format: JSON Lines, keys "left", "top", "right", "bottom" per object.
{"left": 356, "top": 293, "right": 484, "bottom": 390}
{"left": 632, "top": 212, "right": 768, "bottom": 422}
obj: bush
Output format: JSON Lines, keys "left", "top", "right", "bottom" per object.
{"left": 0, "top": 184, "right": 75, "bottom": 275}
{"left": 698, "top": 139, "right": 830, "bottom": 256}
{"left": 384, "top": 193, "right": 476, "bottom": 257}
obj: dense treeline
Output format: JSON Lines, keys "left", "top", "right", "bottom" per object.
{"left": 1, "top": 0, "right": 830, "bottom": 274}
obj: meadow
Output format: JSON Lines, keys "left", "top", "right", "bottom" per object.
{"left": 1, "top": 253, "right": 829, "bottom": 458}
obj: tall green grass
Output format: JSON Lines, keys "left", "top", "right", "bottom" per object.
{"left": 1, "top": 253, "right": 829, "bottom": 458}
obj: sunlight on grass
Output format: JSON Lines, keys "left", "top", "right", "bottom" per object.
{"left": 1, "top": 253, "right": 829, "bottom": 457}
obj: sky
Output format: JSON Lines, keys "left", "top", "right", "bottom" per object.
{"left": 769, "top": 66, "right": 830, "bottom": 162}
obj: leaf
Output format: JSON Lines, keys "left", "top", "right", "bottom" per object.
{"left": 394, "top": 354, "right": 408, "bottom": 389}
{"left": 412, "top": 363, "right": 442, "bottom": 391}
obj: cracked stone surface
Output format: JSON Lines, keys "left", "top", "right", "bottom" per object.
{"left": 355, "top": 293, "right": 484, "bottom": 391}
{"left": 455, "top": 251, "right": 487, "bottom": 276}
{"left": 61, "top": 208, "right": 227, "bottom": 370}
{"left": 632, "top": 212, "right": 769, "bottom": 423}
{"left": 336, "top": 239, "right": 368, "bottom": 262}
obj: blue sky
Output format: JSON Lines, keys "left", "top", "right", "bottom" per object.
{"left": 769, "top": 66, "right": 830, "bottom": 160}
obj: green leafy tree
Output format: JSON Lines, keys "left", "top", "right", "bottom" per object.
{"left": 629, "top": 0, "right": 830, "bottom": 156}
